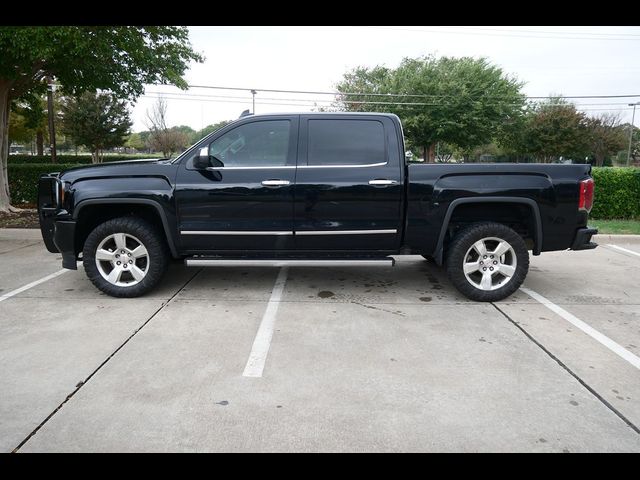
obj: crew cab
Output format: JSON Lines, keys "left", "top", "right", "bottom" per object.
{"left": 38, "top": 112, "right": 597, "bottom": 301}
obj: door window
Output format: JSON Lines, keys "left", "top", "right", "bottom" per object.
{"left": 208, "top": 120, "right": 291, "bottom": 167}
{"left": 307, "top": 119, "right": 385, "bottom": 166}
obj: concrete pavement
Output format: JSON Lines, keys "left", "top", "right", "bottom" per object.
{"left": 1, "top": 230, "right": 639, "bottom": 452}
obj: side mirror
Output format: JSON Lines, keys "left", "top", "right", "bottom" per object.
{"left": 193, "top": 147, "right": 211, "bottom": 169}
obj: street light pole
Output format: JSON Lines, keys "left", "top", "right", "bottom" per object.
{"left": 251, "top": 89, "right": 257, "bottom": 114}
{"left": 46, "top": 77, "right": 57, "bottom": 164}
{"left": 627, "top": 102, "right": 639, "bottom": 167}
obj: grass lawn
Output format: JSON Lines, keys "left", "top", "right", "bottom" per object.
{"left": 590, "top": 219, "right": 640, "bottom": 235}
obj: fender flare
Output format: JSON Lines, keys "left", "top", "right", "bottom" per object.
{"left": 73, "top": 198, "right": 179, "bottom": 257}
{"left": 433, "top": 196, "right": 543, "bottom": 265}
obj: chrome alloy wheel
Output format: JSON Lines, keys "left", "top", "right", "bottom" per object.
{"left": 95, "top": 233, "right": 150, "bottom": 287}
{"left": 462, "top": 237, "right": 517, "bottom": 291}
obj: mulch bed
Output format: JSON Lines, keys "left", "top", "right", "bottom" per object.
{"left": 0, "top": 209, "right": 40, "bottom": 229}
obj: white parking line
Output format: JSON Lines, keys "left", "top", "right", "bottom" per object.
{"left": 607, "top": 244, "right": 640, "bottom": 258}
{"left": 0, "top": 269, "right": 69, "bottom": 303}
{"left": 520, "top": 286, "right": 640, "bottom": 370}
{"left": 242, "top": 267, "right": 289, "bottom": 378}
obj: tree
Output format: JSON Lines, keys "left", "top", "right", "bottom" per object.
{"left": 503, "top": 98, "right": 590, "bottom": 163}
{"left": 194, "top": 120, "right": 233, "bottom": 142}
{"left": 9, "top": 92, "right": 48, "bottom": 155}
{"left": 625, "top": 126, "right": 640, "bottom": 165}
{"left": 585, "top": 113, "right": 626, "bottom": 167}
{"left": 145, "top": 97, "right": 190, "bottom": 157}
{"left": 61, "top": 91, "right": 132, "bottom": 163}
{"left": 173, "top": 125, "right": 196, "bottom": 145}
{"left": 335, "top": 55, "right": 526, "bottom": 162}
{"left": 125, "top": 132, "right": 146, "bottom": 152}
{"left": 0, "top": 26, "right": 203, "bottom": 212}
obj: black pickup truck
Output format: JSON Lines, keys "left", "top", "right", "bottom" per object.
{"left": 38, "top": 112, "right": 597, "bottom": 301}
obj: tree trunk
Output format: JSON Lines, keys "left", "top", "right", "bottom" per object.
{"left": 595, "top": 154, "right": 604, "bottom": 167}
{"left": 91, "top": 150, "right": 99, "bottom": 164}
{"left": 36, "top": 129, "right": 44, "bottom": 156}
{"left": 427, "top": 143, "right": 436, "bottom": 163}
{"left": 0, "top": 79, "right": 15, "bottom": 213}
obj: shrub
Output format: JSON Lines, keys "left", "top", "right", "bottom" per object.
{"left": 8, "top": 163, "right": 82, "bottom": 205}
{"left": 7, "top": 154, "right": 159, "bottom": 164}
{"left": 591, "top": 167, "right": 640, "bottom": 220}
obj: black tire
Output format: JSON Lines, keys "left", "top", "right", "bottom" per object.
{"left": 445, "top": 222, "right": 529, "bottom": 302}
{"left": 83, "top": 217, "right": 169, "bottom": 298}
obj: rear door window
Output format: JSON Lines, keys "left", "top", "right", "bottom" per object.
{"left": 307, "top": 119, "right": 386, "bottom": 166}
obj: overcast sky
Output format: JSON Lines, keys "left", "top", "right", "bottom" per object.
{"left": 131, "top": 26, "right": 640, "bottom": 132}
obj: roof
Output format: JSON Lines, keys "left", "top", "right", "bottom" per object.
{"left": 245, "top": 111, "right": 399, "bottom": 119}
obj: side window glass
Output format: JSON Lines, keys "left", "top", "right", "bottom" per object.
{"left": 307, "top": 119, "right": 385, "bottom": 166}
{"left": 208, "top": 120, "right": 290, "bottom": 167}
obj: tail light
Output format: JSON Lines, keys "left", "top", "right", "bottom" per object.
{"left": 578, "top": 178, "right": 594, "bottom": 213}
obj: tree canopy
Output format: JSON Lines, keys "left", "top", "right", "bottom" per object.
{"left": 61, "top": 91, "right": 132, "bottom": 163}
{"left": 335, "top": 55, "right": 526, "bottom": 162}
{"left": 0, "top": 26, "right": 203, "bottom": 211}
{"left": 0, "top": 26, "right": 203, "bottom": 101}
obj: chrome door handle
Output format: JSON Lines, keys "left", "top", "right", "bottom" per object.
{"left": 262, "top": 179, "right": 290, "bottom": 186}
{"left": 369, "top": 179, "right": 397, "bottom": 186}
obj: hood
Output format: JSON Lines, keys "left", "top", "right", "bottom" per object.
{"left": 58, "top": 158, "right": 174, "bottom": 182}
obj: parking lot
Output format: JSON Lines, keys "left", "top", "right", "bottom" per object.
{"left": 1, "top": 228, "right": 639, "bottom": 452}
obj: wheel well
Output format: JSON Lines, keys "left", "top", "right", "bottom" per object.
{"left": 74, "top": 204, "right": 171, "bottom": 256}
{"left": 443, "top": 203, "right": 537, "bottom": 255}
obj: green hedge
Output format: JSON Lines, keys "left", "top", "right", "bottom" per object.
{"left": 8, "top": 163, "right": 82, "bottom": 205}
{"left": 591, "top": 167, "right": 640, "bottom": 220}
{"left": 8, "top": 154, "right": 158, "bottom": 164}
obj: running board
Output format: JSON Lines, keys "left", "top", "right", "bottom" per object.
{"left": 184, "top": 257, "right": 395, "bottom": 267}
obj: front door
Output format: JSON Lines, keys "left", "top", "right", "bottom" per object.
{"left": 175, "top": 115, "right": 298, "bottom": 253}
{"left": 293, "top": 115, "right": 403, "bottom": 252}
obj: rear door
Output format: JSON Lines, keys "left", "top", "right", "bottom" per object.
{"left": 293, "top": 114, "right": 403, "bottom": 252}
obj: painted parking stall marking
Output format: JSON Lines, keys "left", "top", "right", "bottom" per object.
{"left": 606, "top": 244, "right": 640, "bottom": 258}
{"left": 242, "top": 267, "right": 289, "bottom": 378}
{"left": 520, "top": 286, "right": 640, "bottom": 370}
{"left": 0, "top": 269, "right": 68, "bottom": 303}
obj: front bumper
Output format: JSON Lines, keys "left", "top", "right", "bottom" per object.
{"left": 38, "top": 174, "right": 78, "bottom": 270}
{"left": 38, "top": 214, "right": 78, "bottom": 270}
{"left": 571, "top": 227, "right": 598, "bottom": 251}
{"left": 54, "top": 220, "right": 78, "bottom": 269}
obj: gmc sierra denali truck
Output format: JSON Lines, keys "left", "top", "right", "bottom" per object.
{"left": 37, "top": 112, "right": 597, "bottom": 301}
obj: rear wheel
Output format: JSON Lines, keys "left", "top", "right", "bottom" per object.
{"left": 83, "top": 217, "right": 169, "bottom": 297}
{"left": 445, "top": 222, "right": 529, "bottom": 302}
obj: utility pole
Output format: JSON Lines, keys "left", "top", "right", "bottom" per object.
{"left": 627, "top": 102, "right": 639, "bottom": 167}
{"left": 46, "top": 77, "right": 57, "bottom": 163}
{"left": 251, "top": 89, "right": 257, "bottom": 114}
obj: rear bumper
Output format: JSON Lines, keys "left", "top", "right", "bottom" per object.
{"left": 571, "top": 227, "right": 598, "bottom": 251}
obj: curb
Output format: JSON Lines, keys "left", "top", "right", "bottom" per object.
{"left": 0, "top": 228, "right": 42, "bottom": 241}
{"left": 593, "top": 234, "right": 640, "bottom": 245}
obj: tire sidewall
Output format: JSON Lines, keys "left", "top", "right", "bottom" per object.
{"left": 446, "top": 223, "right": 529, "bottom": 302}
{"left": 83, "top": 217, "right": 168, "bottom": 297}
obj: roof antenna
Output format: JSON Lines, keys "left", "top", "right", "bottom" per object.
{"left": 239, "top": 109, "right": 252, "bottom": 118}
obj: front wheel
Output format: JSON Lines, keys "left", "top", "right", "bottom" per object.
{"left": 445, "top": 223, "right": 529, "bottom": 302}
{"left": 83, "top": 217, "right": 169, "bottom": 298}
